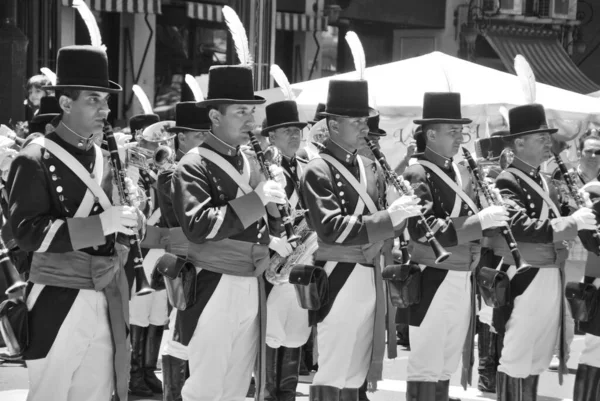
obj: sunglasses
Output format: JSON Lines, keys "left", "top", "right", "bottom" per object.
{"left": 583, "top": 149, "right": 600, "bottom": 156}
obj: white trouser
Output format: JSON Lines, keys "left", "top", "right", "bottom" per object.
{"left": 312, "top": 263, "right": 376, "bottom": 389}
{"left": 182, "top": 274, "right": 259, "bottom": 401}
{"left": 579, "top": 278, "right": 600, "bottom": 368}
{"left": 266, "top": 283, "right": 311, "bottom": 348}
{"left": 499, "top": 268, "right": 561, "bottom": 378}
{"left": 407, "top": 270, "right": 471, "bottom": 382}
{"left": 26, "top": 287, "right": 115, "bottom": 401}
{"left": 130, "top": 249, "right": 169, "bottom": 327}
{"left": 163, "top": 308, "right": 188, "bottom": 360}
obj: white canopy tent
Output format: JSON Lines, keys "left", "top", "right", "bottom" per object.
{"left": 257, "top": 51, "right": 600, "bottom": 168}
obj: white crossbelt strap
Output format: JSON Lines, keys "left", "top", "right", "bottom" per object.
{"left": 147, "top": 209, "right": 162, "bottom": 226}
{"left": 419, "top": 160, "right": 479, "bottom": 216}
{"left": 191, "top": 147, "right": 252, "bottom": 194}
{"left": 507, "top": 168, "right": 560, "bottom": 219}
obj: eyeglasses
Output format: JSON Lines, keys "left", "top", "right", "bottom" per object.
{"left": 582, "top": 149, "right": 600, "bottom": 157}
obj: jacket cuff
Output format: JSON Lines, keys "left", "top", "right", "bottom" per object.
{"left": 229, "top": 192, "right": 266, "bottom": 229}
{"left": 585, "top": 251, "right": 600, "bottom": 278}
{"left": 452, "top": 215, "right": 482, "bottom": 244}
{"left": 552, "top": 216, "right": 578, "bottom": 243}
{"left": 365, "top": 210, "right": 395, "bottom": 243}
{"left": 67, "top": 215, "right": 106, "bottom": 250}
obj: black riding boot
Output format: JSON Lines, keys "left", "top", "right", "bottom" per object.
{"left": 129, "top": 325, "right": 153, "bottom": 397}
{"left": 162, "top": 354, "right": 188, "bottom": 401}
{"left": 574, "top": 364, "right": 600, "bottom": 401}
{"left": 265, "top": 346, "right": 279, "bottom": 401}
{"left": 309, "top": 385, "right": 340, "bottom": 401}
{"left": 358, "top": 380, "right": 369, "bottom": 401}
{"left": 497, "top": 372, "right": 536, "bottom": 401}
{"left": 435, "top": 380, "right": 461, "bottom": 401}
{"left": 340, "top": 388, "right": 358, "bottom": 401}
{"left": 405, "top": 381, "right": 435, "bottom": 401}
{"left": 278, "top": 347, "right": 302, "bottom": 401}
{"left": 478, "top": 323, "right": 498, "bottom": 393}
{"left": 144, "top": 324, "right": 165, "bottom": 393}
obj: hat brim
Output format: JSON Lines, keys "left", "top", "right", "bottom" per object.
{"left": 31, "top": 113, "right": 60, "bottom": 124}
{"left": 368, "top": 128, "right": 387, "bottom": 136}
{"left": 261, "top": 121, "right": 308, "bottom": 136}
{"left": 166, "top": 126, "right": 210, "bottom": 133}
{"left": 502, "top": 128, "right": 559, "bottom": 139}
{"left": 319, "top": 107, "right": 379, "bottom": 119}
{"left": 46, "top": 80, "right": 122, "bottom": 94}
{"left": 196, "top": 96, "right": 266, "bottom": 107}
{"left": 413, "top": 118, "right": 472, "bottom": 125}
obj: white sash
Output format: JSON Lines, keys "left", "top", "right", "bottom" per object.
{"left": 507, "top": 168, "right": 561, "bottom": 219}
{"left": 147, "top": 208, "right": 162, "bottom": 226}
{"left": 418, "top": 160, "right": 479, "bottom": 217}
{"left": 30, "top": 138, "right": 111, "bottom": 215}
{"left": 190, "top": 147, "right": 252, "bottom": 195}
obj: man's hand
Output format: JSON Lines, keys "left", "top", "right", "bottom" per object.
{"left": 477, "top": 205, "right": 509, "bottom": 230}
{"left": 387, "top": 195, "right": 421, "bottom": 227}
{"left": 99, "top": 206, "right": 139, "bottom": 236}
{"left": 572, "top": 207, "right": 596, "bottom": 231}
{"left": 255, "top": 181, "right": 286, "bottom": 205}
{"left": 269, "top": 236, "right": 293, "bottom": 258}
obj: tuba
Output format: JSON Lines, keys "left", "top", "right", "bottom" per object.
{"left": 153, "top": 144, "right": 176, "bottom": 171}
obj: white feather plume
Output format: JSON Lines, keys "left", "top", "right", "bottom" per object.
{"left": 40, "top": 67, "right": 57, "bottom": 86}
{"left": 270, "top": 65, "right": 294, "bottom": 100}
{"left": 185, "top": 74, "right": 204, "bottom": 102}
{"left": 499, "top": 106, "right": 510, "bottom": 128}
{"left": 345, "top": 31, "right": 366, "bottom": 80}
{"left": 222, "top": 6, "right": 252, "bottom": 65}
{"left": 514, "top": 55, "right": 536, "bottom": 104}
{"left": 132, "top": 85, "right": 153, "bottom": 114}
{"left": 72, "top": 0, "right": 105, "bottom": 51}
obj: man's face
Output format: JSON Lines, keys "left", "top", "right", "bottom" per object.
{"left": 515, "top": 132, "right": 552, "bottom": 167}
{"left": 28, "top": 87, "right": 46, "bottom": 107}
{"left": 329, "top": 116, "right": 369, "bottom": 152}
{"left": 426, "top": 124, "right": 464, "bottom": 158}
{"left": 269, "top": 126, "right": 303, "bottom": 158}
{"left": 178, "top": 130, "right": 206, "bottom": 154}
{"left": 62, "top": 90, "right": 110, "bottom": 134}
{"left": 212, "top": 104, "right": 257, "bottom": 147}
{"left": 579, "top": 137, "right": 600, "bottom": 173}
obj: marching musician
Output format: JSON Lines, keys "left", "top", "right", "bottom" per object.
{"left": 488, "top": 104, "right": 596, "bottom": 401}
{"left": 261, "top": 99, "right": 311, "bottom": 401}
{"left": 28, "top": 96, "right": 61, "bottom": 136}
{"left": 402, "top": 92, "right": 509, "bottom": 401}
{"left": 301, "top": 79, "right": 421, "bottom": 401}
{"left": 171, "top": 65, "right": 292, "bottom": 401}
{"left": 7, "top": 45, "right": 141, "bottom": 401}
{"left": 158, "top": 101, "right": 209, "bottom": 401}
{"left": 127, "top": 115, "right": 172, "bottom": 397}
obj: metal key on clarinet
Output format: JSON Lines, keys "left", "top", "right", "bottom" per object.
{"left": 248, "top": 132, "right": 300, "bottom": 244}
{"left": 366, "top": 139, "right": 451, "bottom": 264}
{"left": 554, "top": 151, "right": 600, "bottom": 240}
{"left": 103, "top": 120, "right": 154, "bottom": 296}
{"left": 462, "top": 147, "right": 531, "bottom": 273}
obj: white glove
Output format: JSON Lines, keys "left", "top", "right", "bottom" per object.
{"left": 99, "top": 206, "right": 138, "bottom": 236}
{"left": 113, "top": 132, "right": 135, "bottom": 164}
{"left": 572, "top": 207, "right": 597, "bottom": 231}
{"left": 269, "top": 164, "right": 286, "bottom": 187}
{"left": 386, "top": 179, "right": 411, "bottom": 206}
{"left": 269, "top": 236, "right": 293, "bottom": 258}
{"left": 477, "top": 205, "right": 509, "bottom": 230}
{"left": 127, "top": 165, "right": 141, "bottom": 186}
{"left": 387, "top": 195, "right": 421, "bottom": 227}
{"left": 255, "top": 180, "right": 286, "bottom": 205}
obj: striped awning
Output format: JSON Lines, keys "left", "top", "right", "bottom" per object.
{"left": 61, "top": 0, "right": 161, "bottom": 14}
{"left": 484, "top": 27, "right": 600, "bottom": 95}
{"left": 186, "top": 3, "right": 328, "bottom": 32}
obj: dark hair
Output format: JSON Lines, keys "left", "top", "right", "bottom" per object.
{"left": 56, "top": 89, "right": 82, "bottom": 101}
{"left": 579, "top": 128, "right": 600, "bottom": 151}
{"left": 26, "top": 75, "right": 51, "bottom": 91}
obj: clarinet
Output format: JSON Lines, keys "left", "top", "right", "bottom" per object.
{"left": 462, "top": 148, "right": 531, "bottom": 272}
{"left": 554, "top": 151, "right": 600, "bottom": 240}
{"left": 247, "top": 132, "right": 300, "bottom": 244}
{"left": 103, "top": 120, "right": 154, "bottom": 296}
{"left": 366, "top": 139, "right": 451, "bottom": 264}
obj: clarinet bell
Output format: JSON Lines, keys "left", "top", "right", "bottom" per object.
{"left": 429, "top": 237, "right": 452, "bottom": 264}
{"left": 134, "top": 260, "right": 155, "bottom": 296}
{"left": 513, "top": 254, "right": 532, "bottom": 274}
{"left": 1, "top": 256, "right": 26, "bottom": 295}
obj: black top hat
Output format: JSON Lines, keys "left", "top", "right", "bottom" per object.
{"left": 367, "top": 115, "right": 386, "bottom": 136}
{"left": 309, "top": 103, "right": 326, "bottom": 125}
{"left": 46, "top": 45, "right": 122, "bottom": 93}
{"left": 413, "top": 92, "right": 471, "bottom": 125}
{"left": 129, "top": 114, "right": 160, "bottom": 134}
{"left": 320, "top": 80, "right": 378, "bottom": 118}
{"left": 475, "top": 131, "right": 507, "bottom": 160}
{"left": 29, "top": 97, "right": 62, "bottom": 134}
{"left": 260, "top": 100, "right": 307, "bottom": 136}
{"left": 501, "top": 104, "right": 558, "bottom": 139}
{"left": 168, "top": 102, "right": 211, "bottom": 132}
{"left": 195, "top": 65, "right": 265, "bottom": 107}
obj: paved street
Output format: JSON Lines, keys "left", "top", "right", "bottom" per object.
{"left": 0, "top": 331, "right": 582, "bottom": 401}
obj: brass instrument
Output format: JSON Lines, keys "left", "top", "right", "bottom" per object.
{"left": 153, "top": 145, "right": 176, "bottom": 171}
{"left": 0, "top": 239, "right": 26, "bottom": 296}
{"left": 126, "top": 146, "right": 152, "bottom": 171}
{"left": 103, "top": 120, "right": 154, "bottom": 296}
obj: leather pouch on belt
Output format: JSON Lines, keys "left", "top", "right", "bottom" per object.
{"left": 382, "top": 263, "right": 421, "bottom": 308}
{"left": 0, "top": 298, "right": 28, "bottom": 358}
{"left": 155, "top": 253, "right": 197, "bottom": 311}
{"left": 565, "top": 282, "right": 598, "bottom": 323}
{"left": 288, "top": 264, "right": 328, "bottom": 311}
{"left": 477, "top": 266, "right": 510, "bottom": 308}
